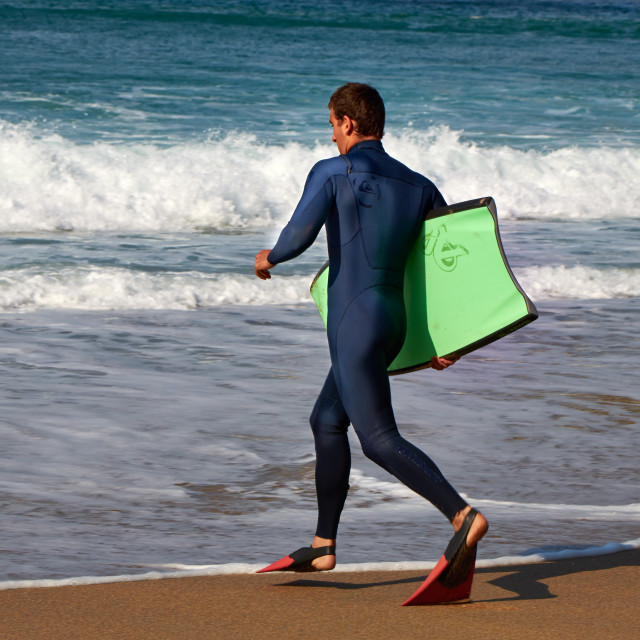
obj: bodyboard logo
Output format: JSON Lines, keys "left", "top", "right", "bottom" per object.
{"left": 422, "top": 224, "right": 469, "bottom": 271}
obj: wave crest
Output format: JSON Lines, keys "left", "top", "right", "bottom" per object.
{"left": 517, "top": 265, "right": 640, "bottom": 300}
{"left": 1, "top": 121, "right": 639, "bottom": 233}
{"left": 0, "top": 267, "right": 310, "bottom": 312}
{"left": 1, "top": 264, "right": 637, "bottom": 312}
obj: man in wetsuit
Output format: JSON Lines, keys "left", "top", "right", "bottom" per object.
{"left": 255, "top": 83, "right": 487, "bottom": 572}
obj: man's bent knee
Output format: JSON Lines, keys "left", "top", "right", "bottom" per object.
{"left": 310, "top": 400, "right": 350, "bottom": 436}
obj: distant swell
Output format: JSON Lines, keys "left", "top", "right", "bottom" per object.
{"left": 1, "top": 121, "right": 639, "bottom": 233}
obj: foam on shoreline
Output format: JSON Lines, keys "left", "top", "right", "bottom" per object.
{"left": 1, "top": 537, "right": 637, "bottom": 592}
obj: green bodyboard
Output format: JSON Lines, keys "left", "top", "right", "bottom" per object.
{"left": 310, "top": 197, "right": 538, "bottom": 375}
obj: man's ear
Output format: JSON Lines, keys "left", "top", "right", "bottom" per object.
{"left": 342, "top": 115, "right": 356, "bottom": 135}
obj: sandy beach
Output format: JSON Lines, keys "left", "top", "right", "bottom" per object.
{"left": 1, "top": 549, "right": 637, "bottom": 640}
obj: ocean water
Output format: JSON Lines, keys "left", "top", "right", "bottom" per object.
{"left": 1, "top": 0, "right": 639, "bottom": 585}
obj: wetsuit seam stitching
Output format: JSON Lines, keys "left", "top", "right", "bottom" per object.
{"left": 270, "top": 178, "right": 333, "bottom": 264}
{"left": 344, "top": 169, "right": 431, "bottom": 189}
{"left": 328, "top": 175, "right": 360, "bottom": 248}
{"left": 332, "top": 282, "right": 403, "bottom": 345}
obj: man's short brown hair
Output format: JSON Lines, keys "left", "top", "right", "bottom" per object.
{"left": 328, "top": 83, "right": 385, "bottom": 139}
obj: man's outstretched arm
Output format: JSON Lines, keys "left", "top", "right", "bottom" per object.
{"left": 254, "top": 160, "right": 340, "bottom": 279}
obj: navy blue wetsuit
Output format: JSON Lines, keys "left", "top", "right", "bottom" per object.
{"left": 268, "top": 141, "right": 467, "bottom": 539}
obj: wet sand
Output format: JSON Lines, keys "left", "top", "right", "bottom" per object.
{"left": 1, "top": 549, "right": 638, "bottom": 640}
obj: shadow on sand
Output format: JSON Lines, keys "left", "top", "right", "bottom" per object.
{"left": 276, "top": 548, "right": 639, "bottom": 603}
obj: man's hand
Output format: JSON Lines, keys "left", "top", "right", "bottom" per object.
{"left": 255, "top": 249, "right": 275, "bottom": 280}
{"left": 430, "top": 355, "right": 460, "bottom": 371}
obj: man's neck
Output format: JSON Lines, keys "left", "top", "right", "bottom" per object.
{"left": 344, "top": 135, "right": 380, "bottom": 154}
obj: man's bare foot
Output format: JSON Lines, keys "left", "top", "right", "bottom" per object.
{"left": 311, "top": 535, "right": 336, "bottom": 570}
{"left": 452, "top": 506, "right": 488, "bottom": 548}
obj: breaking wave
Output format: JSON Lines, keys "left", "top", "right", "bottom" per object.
{"left": 1, "top": 121, "right": 639, "bottom": 233}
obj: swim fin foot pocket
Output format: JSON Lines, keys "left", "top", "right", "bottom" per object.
{"left": 402, "top": 508, "right": 479, "bottom": 606}
{"left": 256, "top": 545, "right": 336, "bottom": 574}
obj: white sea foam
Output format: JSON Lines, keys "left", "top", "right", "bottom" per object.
{"left": 386, "top": 127, "right": 640, "bottom": 220}
{"left": 0, "top": 121, "right": 324, "bottom": 232}
{"left": 0, "top": 538, "right": 637, "bottom": 591}
{"left": 1, "top": 263, "right": 638, "bottom": 312}
{"left": 459, "top": 498, "right": 640, "bottom": 522}
{"left": 348, "top": 470, "right": 640, "bottom": 521}
{"left": 0, "top": 267, "right": 310, "bottom": 311}
{"left": 1, "top": 121, "right": 639, "bottom": 233}
{"left": 516, "top": 265, "right": 640, "bottom": 300}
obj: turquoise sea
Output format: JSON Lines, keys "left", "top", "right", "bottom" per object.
{"left": 0, "top": 0, "right": 638, "bottom": 585}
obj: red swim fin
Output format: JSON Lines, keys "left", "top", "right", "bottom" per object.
{"left": 256, "top": 545, "right": 336, "bottom": 574}
{"left": 401, "top": 552, "right": 476, "bottom": 606}
{"left": 256, "top": 554, "right": 296, "bottom": 573}
{"left": 403, "top": 508, "right": 480, "bottom": 605}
